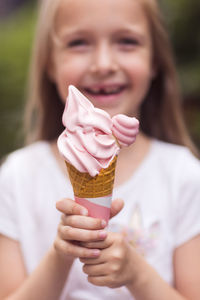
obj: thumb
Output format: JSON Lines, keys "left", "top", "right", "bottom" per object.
{"left": 110, "top": 198, "right": 124, "bottom": 219}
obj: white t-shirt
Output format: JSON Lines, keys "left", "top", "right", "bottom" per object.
{"left": 0, "top": 140, "right": 200, "bottom": 299}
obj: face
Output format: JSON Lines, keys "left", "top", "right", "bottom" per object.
{"left": 50, "top": 0, "right": 155, "bottom": 117}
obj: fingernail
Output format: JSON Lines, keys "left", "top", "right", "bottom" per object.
{"left": 81, "top": 209, "right": 88, "bottom": 216}
{"left": 92, "top": 249, "right": 100, "bottom": 256}
{"left": 99, "top": 231, "right": 107, "bottom": 239}
{"left": 101, "top": 219, "right": 107, "bottom": 227}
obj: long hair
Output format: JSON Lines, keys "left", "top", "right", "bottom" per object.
{"left": 24, "top": 0, "right": 64, "bottom": 143}
{"left": 138, "top": 0, "right": 198, "bottom": 155}
{"left": 24, "top": 0, "right": 198, "bottom": 156}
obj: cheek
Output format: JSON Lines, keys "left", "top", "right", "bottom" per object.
{"left": 53, "top": 62, "right": 83, "bottom": 102}
{"left": 123, "top": 57, "right": 153, "bottom": 113}
{"left": 128, "top": 55, "right": 153, "bottom": 81}
{"left": 128, "top": 57, "right": 153, "bottom": 96}
{"left": 55, "top": 71, "right": 68, "bottom": 101}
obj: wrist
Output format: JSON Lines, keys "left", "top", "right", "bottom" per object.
{"left": 49, "top": 245, "right": 74, "bottom": 268}
{"left": 126, "top": 247, "right": 150, "bottom": 295}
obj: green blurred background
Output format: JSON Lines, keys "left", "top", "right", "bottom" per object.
{"left": 0, "top": 0, "right": 200, "bottom": 159}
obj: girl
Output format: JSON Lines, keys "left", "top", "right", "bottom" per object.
{"left": 0, "top": 0, "right": 200, "bottom": 299}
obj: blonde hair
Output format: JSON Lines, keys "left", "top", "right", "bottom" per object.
{"left": 25, "top": 0, "right": 63, "bottom": 143}
{"left": 25, "top": 0, "right": 198, "bottom": 156}
{"left": 137, "top": 0, "right": 198, "bottom": 156}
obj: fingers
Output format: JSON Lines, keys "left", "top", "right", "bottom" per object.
{"left": 61, "top": 214, "right": 107, "bottom": 230}
{"left": 58, "top": 224, "right": 107, "bottom": 243}
{"left": 80, "top": 242, "right": 112, "bottom": 265}
{"left": 80, "top": 256, "right": 103, "bottom": 265}
{"left": 80, "top": 232, "right": 126, "bottom": 265}
{"left": 88, "top": 276, "right": 109, "bottom": 288}
{"left": 55, "top": 198, "right": 109, "bottom": 260}
{"left": 83, "top": 263, "right": 120, "bottom": 288}
{"left": 80, "top": 230, "right": 116, "bottom": 250}
{"left": 57, "top": 198, "right": 124, "bottom": 223}
{"left": 88, "top": 275, "right": 113, "bottom": 287}
{"left": 56, "top": 198, "right": 124, "bottom": 220}
{"left": 80, "top": 231, "right": 135, "bottom": 289}
{"left": 81, "top": 236, "right": 112, "bottom": 250}
{"left": 83, "top": 263, "right": 108, "bottom": 277}
{"left": 54, "top": 238, "right": 100, "bottom": 259}
{"left": 80, "top": 231, "right": 117, "bottom": 252}
{"left": 110, "top": 198, "right": 124, "bottom": 219}
{"left": 56, "top": 198, "right": 88, "bottom": 216}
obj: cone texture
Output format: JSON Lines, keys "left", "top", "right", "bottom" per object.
{"left": 65, "top": 156, "right": 117, "bottom": 198}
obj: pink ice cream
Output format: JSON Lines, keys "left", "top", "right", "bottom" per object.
{"left": 57, "top": 85, "right": 139, "bottom": 176}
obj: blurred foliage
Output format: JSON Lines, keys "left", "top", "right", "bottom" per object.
{"left": 161, "top": 0, "right": 200, "bottom": 149}
{"left": 0, "top": 0, "right": 200, "bottom": 159}
{"left": 0, "top": 2, "right": 36, "bottom": 158}
{"left": 184, "top": 99, "right": 200, "bottom": 151}
{"left": 161, "top": 0, "right": 200, "bottom": 97}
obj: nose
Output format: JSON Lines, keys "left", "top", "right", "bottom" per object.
{"left": 90, "top": 42, "right": 118, "bottom": 76}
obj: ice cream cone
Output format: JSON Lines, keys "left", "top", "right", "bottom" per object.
{"left": 58, "top": 86, "right": 139, "bottom": 223}
{"left": 65, "top": 156, "right": 117, "bottom": 223}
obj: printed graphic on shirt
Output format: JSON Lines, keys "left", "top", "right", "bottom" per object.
{"left": 109, "top": 204, "right": 160, "bottom": 256}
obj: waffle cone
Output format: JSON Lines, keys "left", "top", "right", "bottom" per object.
{"left": 65, "top": 156, "right": 117, "bottom": 198}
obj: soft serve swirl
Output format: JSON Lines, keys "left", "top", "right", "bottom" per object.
{"left": 57, "top": 85, "right": 139, "bottom": 176}
{"left": 112, "top": 114, "right": 139, "bottom": 147}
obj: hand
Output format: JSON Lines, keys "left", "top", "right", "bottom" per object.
{"left": 80, "top": 231, "right": 140, "bottom": 289}
{"left": 54, "top": 198, "right": 107, "bottom": 260}
{"left": 54, "top": 198, "right": 124, "bottom": 261}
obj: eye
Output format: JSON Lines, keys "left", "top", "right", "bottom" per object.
{"left": 118, "top": 37, "right": 139, "bottom": 46}
{"left": 67, "top": 38, "right": 88, "bottom": 48}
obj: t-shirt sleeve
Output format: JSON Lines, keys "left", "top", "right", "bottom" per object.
{"left": 0, "top": 157, "right": 19, "bottom": 240}
{"left": 174, "top": 149, "right": 200, "bottom": 248}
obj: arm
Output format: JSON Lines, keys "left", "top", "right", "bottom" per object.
{"left": 0, "top": 198, "right": 117, "bottom": 300}
{"left": 80, "top": 233, "right": 200, "bottom": 300}
{"left": 0, "top": 235, "right": 27, "bottom": 299}
{"left": 0, "top": 234, "right": 73, "bottom": 300}
{"left": 174, "top": 234, "right": 200, "bottom": 299}
{"left": 129, "top": 234, "right": 200, "bottom": 300}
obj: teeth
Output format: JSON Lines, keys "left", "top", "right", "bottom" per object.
{"left": 87, "top": 86, "right": 123, "bottom": 95}
{"left": 90, "top": 87, "right": 101, "bottom": 93}
{"left": 103, "top": 86, "right": 120, "bottom": 93}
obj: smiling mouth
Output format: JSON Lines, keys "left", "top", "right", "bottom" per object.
{"left": 84, "top": 85, "right": 126, "bottom": 96}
